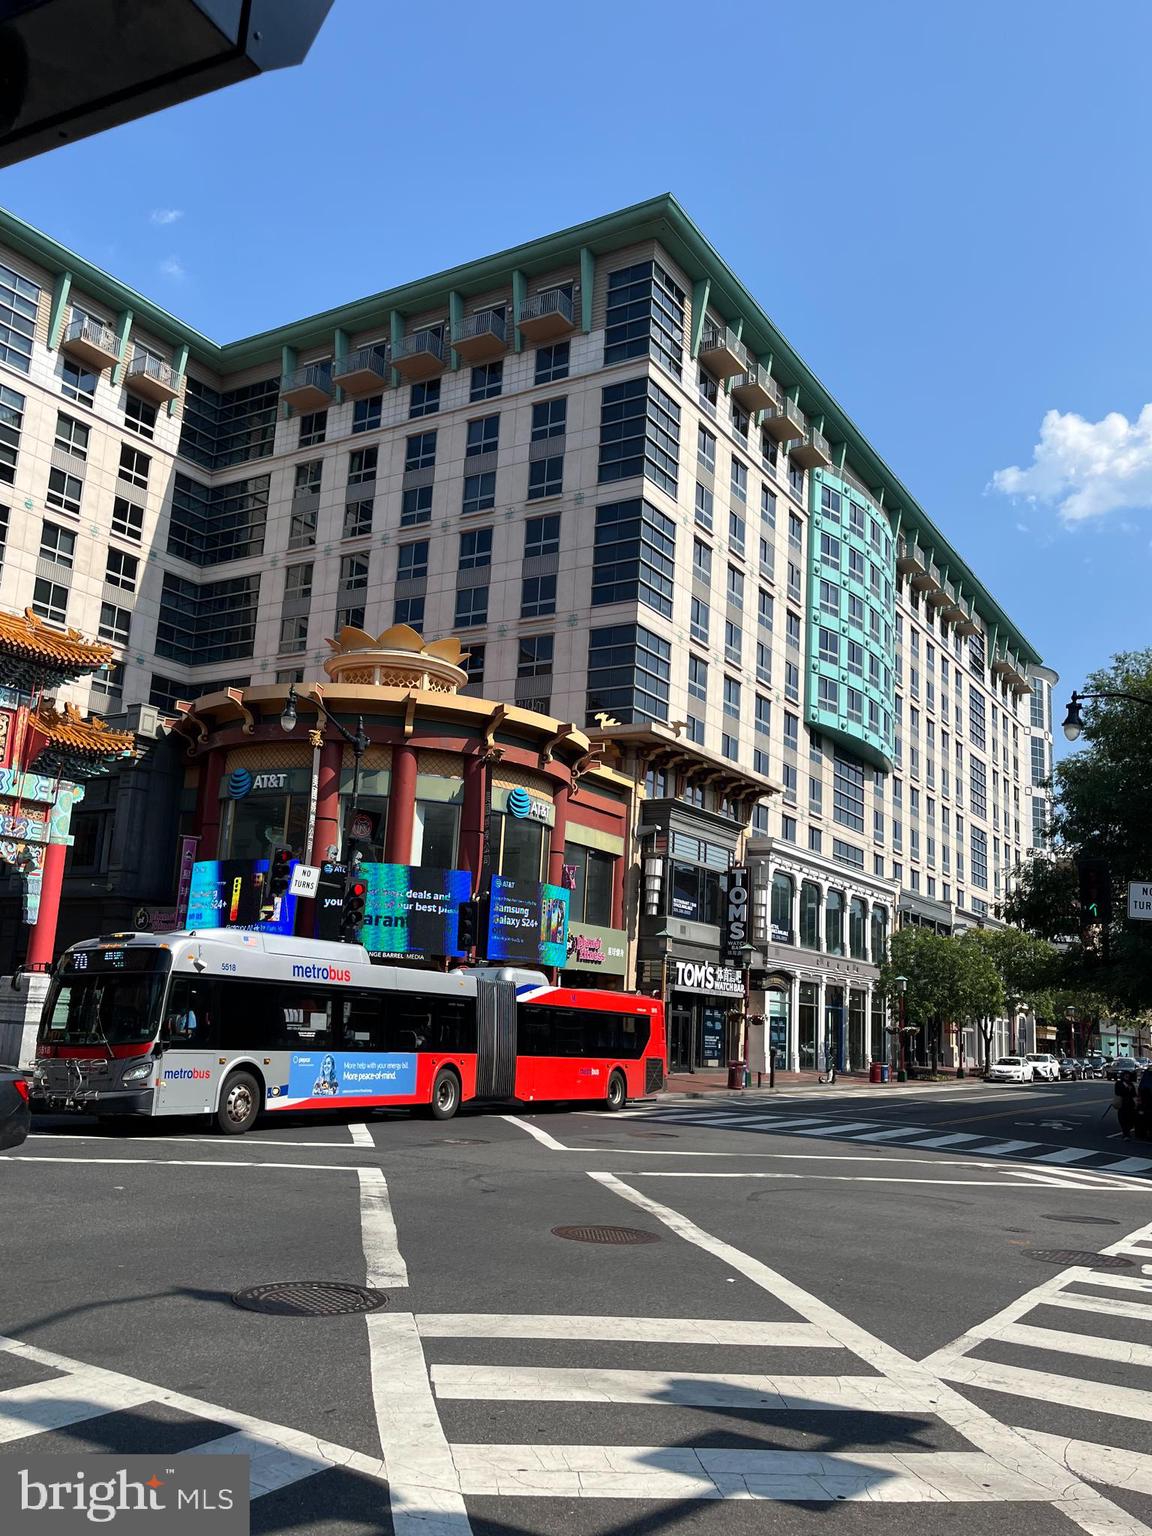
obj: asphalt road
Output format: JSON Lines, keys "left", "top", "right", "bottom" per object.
{"left": 1, "top": 1077, "right": 1151, "bottom": 1535}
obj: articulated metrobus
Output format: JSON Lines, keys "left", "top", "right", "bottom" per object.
{"left": 32, "top": 929, "right": 666, "bottom": 1133}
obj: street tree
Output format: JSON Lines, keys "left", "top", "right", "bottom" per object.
{"left": 961, "top": 928, "right": 1047, "bottom": 1068}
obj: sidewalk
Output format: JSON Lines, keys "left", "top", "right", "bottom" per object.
{"left": 660, "top": 1067, "right": 989, "bottom": 1100}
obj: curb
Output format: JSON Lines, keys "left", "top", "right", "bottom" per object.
{"left": 655, "top": 1079, "right": 994, "bottom": 1103}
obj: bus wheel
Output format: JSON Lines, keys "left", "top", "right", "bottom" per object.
{"left": 216, "top": 1071, "right": 260, "bottom": 1134}
{"left": 429, "top": 1068, "right": 460, "bottom": 1121}
{"left": 606, "top": 1071, "right": 628, "bottom": 1111}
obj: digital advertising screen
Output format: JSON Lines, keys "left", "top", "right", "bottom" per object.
{"left": 316, "top": 863, "right": 473, "bottom": 958}
{"left": 486, "top": 876, "right": 569, "bottom": 968}
{"left": 185, "top": 858, "right": 298, "bottom": 937}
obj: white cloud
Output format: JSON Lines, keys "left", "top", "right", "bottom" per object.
{"left": 991, "top": 404, "right": 1152, "bottom": 525}
{"left": 150, "top": 208, "right": 183, "bottom": 225}
{"left": 159, "top": 256, "right": 185, "bottom": 280}
{"left": 1015, "top": 521, "right": 1029, "bottom": 533}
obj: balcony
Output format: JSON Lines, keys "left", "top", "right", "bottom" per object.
{"left": 790, "top": 425, "right": 832, "bottom": 470}
{"left": 125, "top": 353, "right": 178, "bottom": 404}
{"left": 332, "top": 344, "right": 389, "bottom": 397}
{"left": 517, "top": 287, "right": 575, "bottom": 342}
{"left": 762, "top": 396, "right": 807, "bottom": 444}
{"left": 992, "top": 651, "right": 1031, "bottom": 692}
{"left": 281, "top": 363, "right": 334, "bottom": 412}
{"left": 952, "top": 598, "right": 979, "bottom": 635}
{"left": 392, "top": 329, "right": 446, "bottom": 381}
{"left": 731, "top": 364, "right": 778, "bottom": 413}
{"left": 452, "top": 309, "right": 506, "bottom": 364}
{"left": 62, "top": 315, "right": 119, "bottom": 371}
{"left": 698, "top": 325, "right": 746, "bottom": 380}
{"left": 924, "top": 565, "right": 950, "bottom": 606}
{"left": 939, "top": 581, "right": 965, "bottom": 623}
{"left": 895, "top": 536, "right": 929, "bottom": 579}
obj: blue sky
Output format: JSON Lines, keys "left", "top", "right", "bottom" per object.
{"left": 2, "top": 0, "right": 1149, "bottom": 739}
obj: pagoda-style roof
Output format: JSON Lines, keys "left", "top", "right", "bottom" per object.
{"left": 0, "top": 609, "right": 114, "bottom": 692}
{"left": 26, "top": 702, "right": 138, "bottom": 780}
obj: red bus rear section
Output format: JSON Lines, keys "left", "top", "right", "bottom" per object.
{"left": 510, "top": 983, "right": 666, "bottom": 1106}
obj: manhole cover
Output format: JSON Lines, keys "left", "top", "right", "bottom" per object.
{"left": 551, "top": 1225, "right": 660, "bottom": 1245}
{"left": 1024, "top": 1250, "right": 1133, "bottom": 1268}
{"left": 1041, "top": 1214, "right": 1120, "bottom": 1226}
{"left": 232, "top": 1282, "right": 389, "bottom": 1316}
{"left": 443, "top": 1137, "right": 489, "bottom": 1145}
{"left": 627, "top": 1130, "right": 679, "bottom": 1139}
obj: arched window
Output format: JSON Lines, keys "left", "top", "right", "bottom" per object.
{"left": 771, "top": 872, "right": 794, "bottom": 943}
{"left": 871, "top": 905, "right": 889, "bottom": 965}
{"left": 825, "top": 889, "right": 845, "bottom": 955}
{"left": 799, "top": 881, "right": 821, "bottom": 949}
{"left": 849, "top": 896, "right": 868, "bottom": 959}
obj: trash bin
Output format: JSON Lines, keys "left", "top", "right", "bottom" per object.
{"left": 727, "top": 1060, "right": 746, "bottom": 1089}
{"left": 869, "top": 1061, "right": 884, "bottom": 1084}
{"left": 880, "top": 1064, "right": 890, "bottom": 1084}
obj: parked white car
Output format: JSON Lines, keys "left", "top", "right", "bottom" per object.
{"left": 988, "top": 1056, "right": 1035, "bottom": 1082}
{"left": 1025, "top": 1053, "right": 1061, "bottom": 1081}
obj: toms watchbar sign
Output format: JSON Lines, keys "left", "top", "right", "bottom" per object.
{"left": 723, "top": 866, "right": 750, "bottom": 961}
{"left": 672, "top": 961, "right": 745, "bottom": 997}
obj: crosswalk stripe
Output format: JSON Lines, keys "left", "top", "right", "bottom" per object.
{"left": 1102, "top": 1156, "right": 1152, "bottom": 1174}
{"left": 937, "top": 1358, "right": 1152, "bottom": 1421}
{"left": 965, "top": 1140, "right": 1038, "bottom": 1156}
{"left": 791, "top": 1121, "right": 880, "bottom": 1136}
{"left": 1035, "top": 1148, "right": 1096, "bottom": 1164}
{"left": 849, "top": 1127, "right": 932, "bottom": 1141}
{"left": 182, "top": 1430, "right": 333, "bottom": 1493}
{"left": 0, "top": 1371, "right": 156, "bottom": 1443}
{"left": 1004, "top": 1322, "right": 1152, "bottom": 1369}
{"left": 1015, "top": 1429, "right": 1152, "bottom": 1498}
{"left": 907, "top": 1133, "right": 985, "bottom": 1148}
{"left": 448, "top": 1444, "right": 1060, "bottom": 1502}
{"left": 1067, "top": 1273, "right": 1152, "bottom": 1294}
{"left": 415, "top": 1315, "right": 837, "bottom": 1346}
{"left": 431, "top": 1365, "right": 937, "bottom": 1411}
{"left": 1043, "top": 1293, "right": 1152, "bottom": 1323}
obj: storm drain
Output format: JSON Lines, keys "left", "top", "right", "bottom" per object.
{"left": 627, "top": 1130, "right": 679, "bottom": 1139}
{"left": 551, "top": 1225, "right": 660, "bottom": 1245}
{"left": 1024, "top": 1250, "right": 1133, "bottom": 1268}
{"left": 232, "top": 1282, "right": 390, "bottom": 1317}
{"left": 1041, "top": 1214, "right": 1120, "bottom": 1226}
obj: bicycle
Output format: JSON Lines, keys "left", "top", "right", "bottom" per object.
{"left": 818, "top": 1046, "right": 837, "bottom": 1086}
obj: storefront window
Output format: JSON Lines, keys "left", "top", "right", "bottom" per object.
{"left": 825, "top": 889, "right": 845, "bottom": 956}
{"left": 848, "top": 988, "right": 867, "bottom": 1068}
{"left": 770, "top": 872, "right": 794, "bottom": 943}
{"left": 347, "top": 797, "right": 388, "bottom": 862}
{"left": 768, "top": 988, "right": 789, "bottom": 1065}
{"left": 871, "top": 904, "right": 889, "bottom": 964}
{"left": 497, "top": 812, "right": 545, "bottom": 883}
{"left": 415, "top": 801, "right": 460, "bottom": 869}
{"left": 871, "top": 992, "right": 887, "bottom": 1062}
{"left": 669, "top": 862, "right": 721, "bottom": 924}
{"left": 226, "top": 792, "right": 308, "bottom": 860}
{"left": 563, "top": 842, "right": 616, "bottom": 924}
{"left": 798, "top": 980, "right": 818, "bottom": 1069}
{"left": 849, "top": 897, "right": 868, "bottom": 959}
{"left": 799, "top": 881, "right": 821, "bottom": 949}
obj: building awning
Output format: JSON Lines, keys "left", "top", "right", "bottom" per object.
{"left": 26, "top": 702, "right": 138, "bottom": 778}
{"left": 0, "top": 608, "right": 113, "bottom": 691}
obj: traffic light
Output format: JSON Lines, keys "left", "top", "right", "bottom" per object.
{"left": 268, "top": 848, "right": 293, "bottom": 902}
{"left": 340, "top": 877, "right": 367, "bottom": 942}
{"left": 1077, "top": 857, "right": 1112, "bottom": 924}
{"left": 456, "top": 898, "right": 480, "bottom": 954}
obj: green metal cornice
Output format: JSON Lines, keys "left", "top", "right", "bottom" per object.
{"left": 47, "top": 270, "right": 71, "bottom": 350}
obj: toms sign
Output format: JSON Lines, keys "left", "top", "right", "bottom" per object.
{"left": 672, "top": 960, "right": 745, "bottom": 997}
{"left": 723, "top": 866, "right": 750, "bottom": 962}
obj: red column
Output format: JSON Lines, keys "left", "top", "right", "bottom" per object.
{"left": 460, "top": 753, "right": 486, "bottom": 890}
{"left": 310, "top": 739, "right": 344, "bottom": 865}
{"left": 611, "top": 848, "right": 626, "bottom": 930}
{"left": 26, "top": 841, "right": 66, "bottom": 968}
{"left": 197, "top": 752, "right": 226, "bottom": 857}
{"left": 384, "top": 743, "right": 418, "bottom": 864}
{"left": 547, "top": 781, "right": 570, "bottom": 887}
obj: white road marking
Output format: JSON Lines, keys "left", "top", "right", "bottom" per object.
{"left": 414, "top": 1314, "right": 835, "bottom": 1345}
{"left": 28, "top": 1133, "right": 364, "bottom": 1150}
{"left": 348, "top": 1123, "right": 375, "bottom": 1147}
{"left": 1035, "top": 1147, "right": 1096, "bottom": 1164}
{"left": 850, "top": 1127, "right": 932, "bottom": 1141}
{"left": 0, "top": 1155, "right": 364, "bottom": 1171}
{"left": 502, "top": 1114, "right": 569, "bottom": 1150}
{"left": 921, "top": 1268, "right": 1097, "bottom": 1378}
{"left": 906, "top": 1133, "right": 984, "bottom": 1148}
{"left": 0, "top": 1369, "right": 156, "bottom": 1443}
{"left": 1005, "top": 1323, "right": 1152, "bottom": 1369}
{"left": 1016, "top": 1430, "right": 1152, "bottom": 1498}
{"left": 791, "top": 1120, "right": 880, "bottom": 1136}
{"left": 608, "top": 1170, "right": 1144, "bottom": 1190}
{"left": 1044, "top": 1293, "right": 1152, "bottom": 1323}
{"left": 937, "top": 1357, "right": 1152, "bottom": 1421}
{"left": 591, "top": 1173, "right": 1146, "bottom": 1536}
{"left": 449, "top": 1443, "right": 1061, "bottom": 1503}
{"left": 357, "top": 1167, "right": 408, "bottom": 1289}
{"left": 1105, "top": 1157, "right": 1152, "bottom": 1174}
{"left": 976, "top": 1140, "right": 1041, "bottom": 1156}
{"left": 182, "top": 1428, "right": 334, "bottom": 1493}
{"left": 430, "top": 1365, "right": 938, "bottom": 1411}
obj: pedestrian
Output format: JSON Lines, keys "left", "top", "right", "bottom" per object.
{"left": 1114, "top": 1071, "right": 1138, "bottom": 1142}
{"left": 1137, "top": 1065, "right": 1152, "bottom": 1141}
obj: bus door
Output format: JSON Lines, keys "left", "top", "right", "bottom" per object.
{"left": 475, "top": 977, "right": 517, "bottom": 1101}
{"left": 156, "top": 977, "right": 218, "bottom": 1116}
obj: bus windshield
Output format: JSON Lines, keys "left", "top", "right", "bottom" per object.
{"left": 40, "top": 972, "right": 167, "bottom": 1048}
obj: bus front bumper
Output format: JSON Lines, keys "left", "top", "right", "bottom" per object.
{"left": 31, "top": 1088, "right": 155, "bottom": 1117}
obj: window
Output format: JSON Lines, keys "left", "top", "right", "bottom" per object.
{"left": 466, "top": 415, "right": 500, "bottom": 456}
{"left": 46, "top": 468, "right": 82, "bottom": 514}
{"left": 40, "top": 520, "right": 75, "bottom": 567}
{"left": 352, "top": 394, "right": 382, "bottom": 433}
{"left": 463, "top": 646, "right": 485, "bottom": 690}
{"left": 782, "top": 712, "right": 798, "bottom": 752}
{"left": 762, "top": 485, "right": 778, "bottom": 528}
{"left": 724, "top": 619, "right": 741, "bottom": 664}
{"left": 284, "top": 563, "right": 313, "bottom": 600}
{"left": 393, "top": 596, "right": 424, "bottom": 628}
{"left": 591, "top": 498, "right": 675, "bottom": 617}
{"left": 721, "top": 732, "right": 739, "bottom": 760}
{"left": 834, "top": 839, "right": 865, "bottom": 871}
{"left": 971, "top": 826, "right": 988, "bottom": 889}
{"left": 279, "top": 616, "right": 308, "bottom": 654}
{"left": 462, "top": 472, "right": 496, "bottom": 514}
{"left": 730, "top": 456, "right": 747, "bottom": 505}
{"left": 563, "top": 843, "right": 616, "bottom": 926}
{"left": 339, "top": 553, "right": 369, "bottom": 593}
{"left": 970, "top": 685, "right": 987, "bottom": 749}
{"left": 111, "top": 497, "right": 143, "bottom": 542}
{"left": 687, "top": 715, "right": 705, "bottom": 745}
{"left": 344, "top": 498, "right": 373, "bottom": 538}
{"left": 690, "top": 596, "right": 709, "bottom": 644}
{"left": 409, "top": 379, "right": 440, "bottom": 418}
{"left": 810, "top": 776, "right": 823, "bottom": 815}
{"left": 397, "top": 541, "right": 429, "bottom": 581}
{"left": 289, "top": 503, "right": 317, "bottom": 548}
{"left": 518, "top": 634, "right": 554, "bottom": 677}
{"left": 759, "top": 534, "right": 774, "bottom": 579}
{"left": 62, "top": 357, "right": 97, "bottom": 408}
{"left": 530, "top": 397, "right": 567, "bottom": 440}
{"left": 692, "top": 537, "right": 712, "bottom": 583}
{"left": 401, "top": 485, "right": 432, "bottom": 526}
{"left": 786, "top": 611, "right": 801, "bottom": 650}
{"left": 459, "top": 528, "right": 492, "bottom": 569}
{"left": 818, "top": 677, "right": 838, "bottom": 711}
{"left": 470, "top": 361, "right": 503, "bottom": 401}
{"left": 695, "top": 481, "right": 714, "bottom": 531}
{"left": 32, "top": 577, "right": 67, "bottom": 625}
{"left": 535, "top": 342, "right": 569, "bottom": 384}
{"left": 294, "top": 459, "right": 322, "bottom": 496}
{"left": 521, "top": 574, "right": 557, "bottom": 618}
{"left": 528, "top": 456, "right": 562, "bottom": 499}
{"left": 119, "top": 443, "right": 149, "bottom": 491}
{"left": 299, "top": 409, "right": 327, "bottom": 446}
{"left": 697, "top": 424, "right": 716, "bottom": 472}
{"left": 180, "top": 376, "right": 279, "bottom": 470}
{"left": 1031, "top": 737, "right": 1048, "bottom": 786}
{"left": 799, "top": 881, "right": 821, "bottom": 949}
{"left": 105, "top": 548, "right": 138, "bottom": 592}
{"left": 347, "top": 446, "right": 377, "bottom": 486}
{"left": 833, "top": 754, "right": 865, "bottom": 832}
{"left": 55, "top": 412, "right": 89, "bottom": 461}
{"left": 819, "top": 627, "right": 839, "bottom": 665}
{"left": 0, "top": 260, "right": 38, "bottom": 373}
{"left": 455, "top": 585, "right": 488, "bottom": 627}
{"left": 731, "top": 402, "right": 749, "bottom": 440}
{"left": 729, "top": 509, "right": 746, "bottom": 557}
{"left": 406, "top": 431, "right": 437, "bottom": 470}
{"left": 598, "top": 377, "right": 680, "bottom": 495}
{"left": 336, "top": 604, "right": 366, "bottom": 632}
{"left": 789, "top": 460, "right": 805, "bottom": 500}
{"left": 723, "top": 676, "right": 740, "bottom": 718}
{"left": 820, "top": 531, "right": 841, "bottom": 570}
{"left": 698, "top": 366, "right": 719, "bottom": 415}
{"left": 689, "top": 655, "right": 707, "bottom": 701}
{"left": 787, "top": 561, "right": 801, "bottom": 602}
{"left": 524, "top": 514, "right": 560, "bottom": 557}
{"left": 727, "top": 564, "right": 745, "bottom": 609}
{"left": 585, "top": 623, "right": 671, "bottom": 725}
{"left": 757, "top": 588, "right": 774, "bottom": 632}
{"left": 604, "top": 260, "right": 684, "bottom": 376}
{"left": 970, "top": 756, "right": 987, "bottom": 818}
{"left": 782, "top": 814, "right": 798, "bottom": 843}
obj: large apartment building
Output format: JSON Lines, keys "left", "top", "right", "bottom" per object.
{"left": 0, "top": 195, "right": 1055, "bottom": 1069}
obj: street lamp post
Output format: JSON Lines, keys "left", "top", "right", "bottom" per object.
{"left": 895, "top": 975, "right": 909, "bottom": 1083}
{"left": 280, "top": 685, "right": 370, "bottom": 910}
{"left": 1062, "top": 689, "right": 1152, "bottom": 742}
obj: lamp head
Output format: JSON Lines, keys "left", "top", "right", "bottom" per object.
{"left": 1062, "top": 693, "right": 1084, "bottom": 742}
{"left": 895, "top": 974, "right": 908, "bottom": 994}
{"left": 279, "top": 687, "right": 298, "bottom": 734}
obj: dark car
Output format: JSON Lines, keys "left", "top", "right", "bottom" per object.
{"left": 1057, "top": 1057, "right": 1082, "bottom": 1080}
{"left": 0, "top": 1067, "right": 30, "bottom": 1150}
{"left": 1084, "top": 1055, "right": 1107, "bottom": 1078}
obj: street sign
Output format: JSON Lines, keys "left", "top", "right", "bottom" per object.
{"left": 289, "top": 863, "right": 321, "bottom": 898}
{"left": 1127, "top": 882, "right": 1152, "bottom": 920}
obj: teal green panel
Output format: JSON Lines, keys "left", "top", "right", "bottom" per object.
{"left": 579, "top": 247, "right": 595, "bottom": 331}
{"left": 333, "top": 326, "right": 348, "bottom": 405}
{"left": 280, "top": 344, "right": 296, "bottom": 418}
{"left": 690, "top": 278, "right": 710, "bottom": 357}
{"left": 47, "top": 270, "right": 72, "bottom": 350}
{"left": 168, "top": 341, "right": 189, "bottom": 418}
{"left": 111, "top": 309, "right": 133, "bottom": 384}
{"left": 448, "top": 290, "right": 463, "bottom": 370}
{"left": 390, "top": 310, "right": 404, "bottom": 388}
{"left": 511, "top": 269, "right": 526, "bottom": 352}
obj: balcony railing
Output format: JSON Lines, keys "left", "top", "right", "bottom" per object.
{"left": 517, "top": 287, "right": 576, "bottom": 341}
{"left": 698, "top": 324, "right": 747, "bottom": 379}
{"left": 762, "top": 395, "right": 807, "bottom": 444}
{"left": 62, "top": 315, "right": 119, "bottom": 370}
{"left": 332, "top": 345, "right": 389, "bottom": 397}
{"left": 281, "top": 363, "right": 334, "bottom": 411}
{"left": 731, "top": 364, "right": 777, "bottom": 413}
{"left": 791, "top": 425, "right": 832, "bottom": 470}
{"left": 392, "top": 329, "right": 446, "bottom": 380}
{"left": 452, "top": 309, "right": 507, "bottom": 364}
{"left": 125, "top": 353, "right": 178, "bottom": 402}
